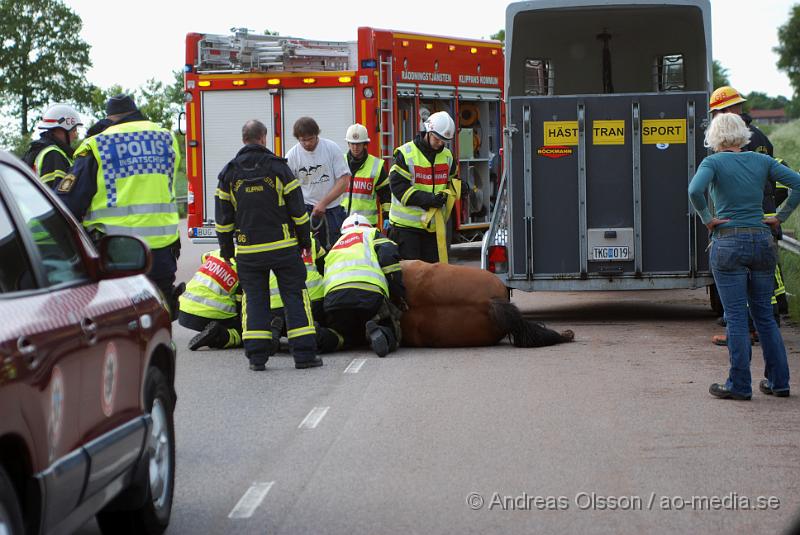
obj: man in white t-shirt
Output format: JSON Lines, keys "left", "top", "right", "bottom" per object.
{"left": 285, "top": 117, "right": 351, "bottom": 248}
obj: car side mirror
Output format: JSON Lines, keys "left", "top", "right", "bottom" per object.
{"left": 97, "top": 235, "right": 152, "bottom": 278}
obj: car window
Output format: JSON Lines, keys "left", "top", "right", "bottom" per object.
{"left": 0, "top": 196, "right": 36, "bottom": 293}
{"left": 0, "top": 164, "right": 88, "bottom": 286}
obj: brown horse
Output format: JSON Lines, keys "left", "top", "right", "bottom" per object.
{"left": 399, "top": 260, "right": 574, "bottom": 347}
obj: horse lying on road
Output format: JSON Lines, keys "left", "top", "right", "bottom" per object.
{"left": 399, "top": 260, "right": 574, "bottom": 348}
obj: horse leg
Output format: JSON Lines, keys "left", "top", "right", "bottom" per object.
{"left": 488, "top": 298, "right": 574, "bottom": 347}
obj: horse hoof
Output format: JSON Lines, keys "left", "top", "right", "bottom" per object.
{"left": 560, "top": 330, "right": 575, "bottom": 342}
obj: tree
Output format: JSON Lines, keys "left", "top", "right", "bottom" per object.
{"left": 0, "top": 0, "right": 93, "bottom": 135}
{"left": 712, "top": 60, "right": 730, "bottom": 89}
{"left": 490, "top": 29, "right": 505, "bottom": 43}
{"left": 776, "top": 4, "right": 800, "bottom": 97}
{"left": 84, "top": 70, "right": 183, "bottom": 131}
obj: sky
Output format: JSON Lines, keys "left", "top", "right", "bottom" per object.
{"left": 57, "top": 0, "right": 800, "bottom": 101}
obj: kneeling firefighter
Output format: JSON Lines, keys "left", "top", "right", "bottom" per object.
{"left": 317, "top": 213, "right": 405, "bottom": 357}
{"left": 178, "top": 249, "right": 243, "bottom": 351}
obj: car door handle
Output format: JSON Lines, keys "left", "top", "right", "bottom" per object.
{"left": 81, "top": 317, "right": 98, "bottom": 345}
{"left": 17, "top": 336, "right": 38, "bottom": 368}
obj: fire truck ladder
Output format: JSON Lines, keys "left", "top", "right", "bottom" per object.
{"left": 378, "top": 53, "right": 395, "bottom": 160}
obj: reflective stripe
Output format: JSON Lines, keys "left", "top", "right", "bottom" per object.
{"left": 283, "top": 180, "right": 300, "bottom": 194}
{"left": 181, "top": 291, "right": 237, "bottom": 314}
{"left": 97, "top": 223, "right": 179, "bottom": 237}
{"left": 331, "top": 281, "right": 385, "bottom": 294}
{"left": 216, "top": 223, "right": 235, "bottom": 232}
{"left": 325, "top": 269, "right": 386, "bottom": 285}
{"left": 382, "top": 263, "right": 401, "bottom": 274}
{"left": 243, "top": 330, "right": 272, "bottom": 340}
{"left": 40, "top": 169, "right": 67, "bottom": 185}
{"left": 292, "top": 212, "right": 310, "bottom": 225}
{"left": 87, "top": 202, "right": 177, "bottom": 220}
{"left": 237, "top": 238, "right": 298, "bottom": 254}
{"left": 287, "top": 325, "right": 316, "bottom": 339}
{"left": 216, "top": 188, "right": 232, "bottom": 200}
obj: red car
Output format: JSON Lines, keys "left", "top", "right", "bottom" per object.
{"left": 0, "top": 150, "right": 177, "bottom": 534}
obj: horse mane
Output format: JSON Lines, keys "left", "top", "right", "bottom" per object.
{"left": 488, "top": 298, "right": 574, "bottom": 347}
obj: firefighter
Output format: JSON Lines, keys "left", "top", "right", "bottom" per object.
{"left": 56, "top": 95, "right": 184, "bottom": 317}
{"left": 286, "top": 117, "right": 352, "bottom": 250}
{"left": 216, "top": 119, "right": 321, "bottom": 371}
{"left": 316, "top": 213, "right": 405, "bottom": 358}
{"left": 388, "top": 111, "right": 460, "bottom": 263}
{"left": 341, "top": 124, "right": 391, "bottom": 230}
{"left": 179, "top": 249, "right": 243, "bottom": 351}
{"left": 269, "top": 235, "right": 326, "bottom": 346}
{"left": 22, "top": 103, "right": 83, "bottom": 188}
{"left": 708, "top": 86, "right": 786, "bottom": 344}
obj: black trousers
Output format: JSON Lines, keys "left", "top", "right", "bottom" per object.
{"left": 236, "top": 247, "right": 316, "bottom": 365}
{"left": 320, "top": 296, "right": 398, "bottom": 353}
{"left": 177, "top": 310, "right": 241, "bottom": 333}
{"left": 147, "top": 242, "right": 180, "bottom": 296}
{"left": 271, "top": 299, "right": 325, "bottom": 334}
{"left": 389, "top": 226, "right": 440, "bottom": 263}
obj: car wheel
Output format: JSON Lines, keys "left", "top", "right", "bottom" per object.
{"left": 97, "top": 367, "right": 175, "bottom": 535}
{"left": 0, "top": 465, "right": 24, "bottom": 535}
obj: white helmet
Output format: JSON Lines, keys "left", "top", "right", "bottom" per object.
{"left": 341, "top": 213, "right": 372, "bottom": 231}
{"left": 424, "top": 111, "right": 455, "bottom": 141}
{"left": 345, "top": 123, "right": 370, "bottom": 143}
{"left": 37, "top": 103, "right": 83, "bottom": 131}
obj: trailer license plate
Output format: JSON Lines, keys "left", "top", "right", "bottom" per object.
{"left": 194, "top": 227, "right": 217, "bottom": 238}
{"left": 592, "top": 246, "right": 631, "bottom": 261}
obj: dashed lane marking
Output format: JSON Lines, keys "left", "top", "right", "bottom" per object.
{"left": 298, "top": 406, "right": 330, "bottom": 429}
{"left": 344, "top": 358, "right": 367, "bottom": 374}
{"left": 228, "top": 481, "right": 274, "bottom": 519}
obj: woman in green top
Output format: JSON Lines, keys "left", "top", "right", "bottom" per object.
{"left": 688, "top": 113, "right": 800, "bottom": 400}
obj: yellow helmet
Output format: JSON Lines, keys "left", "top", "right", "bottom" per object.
{"left": 709, "top": 86, "right": 746, "bottom": 111}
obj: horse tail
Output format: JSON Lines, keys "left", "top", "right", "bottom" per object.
{"left": 488, "top": 298, "right": 574, "bottom": 348}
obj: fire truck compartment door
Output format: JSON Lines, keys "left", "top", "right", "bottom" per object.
{"left": 201, "top": 90, "right": 273, "bottom": 221}
{"left": 282, "top": 87, "right": 354, "bottom": 154}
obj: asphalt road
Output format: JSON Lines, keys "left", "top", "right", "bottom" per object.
{"left": 77, "top": 233, "right": 800, "bottom": 535}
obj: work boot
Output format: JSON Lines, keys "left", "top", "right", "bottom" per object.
{"left": 295, "top": 356, "right": 323, "bottom": 369}
{"left": 248, "top": 354, "right": 268, "bottom": 371}
{"left": 189, "top": 321, "right": 226, "bottom": 351}
{"left": 270, "top": 315, "right": 285, "bottom": 355}
{"left": 759, "top": 379, "right": 790, "bottom": 397}
{"left": 366, "top": 320, "right": 390, "bottom": 358}
{"left": 170, "top": 282, "right": 186, "bottom": 322}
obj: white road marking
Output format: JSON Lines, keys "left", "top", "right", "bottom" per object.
{"left": 299, "top": 406, "right": 330, "bottom": 429}
{"left": 228, "top": 481, "right": 274, "bottom": 519}
{"left": 344, "top": 358, "right": 367, "bottom": 374}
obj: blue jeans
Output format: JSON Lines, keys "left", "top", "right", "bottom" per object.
{"left": 306, "top": 204, "right": 345, "bottom": 250}
{"left": 710, "top": 228, "right": 790, "bottom": 396}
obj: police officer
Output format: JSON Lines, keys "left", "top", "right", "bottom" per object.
{"left": 341, "top": 124, "right": 390, "bottom": 229}
{"left": 388, "top": 111, "right": 459, "bottom": 263}
{"left": 56, "top": 94, "right": 183, "bottom": 316}
{"left": 22, "top": 103, "right": 83, "bottom": 188}
{"left": 317, "top": 213, "right": 404, "bottom": 357}
{"left": 216, "top": 119, "right": 321, "bottom": 371}
{"left": 179, "top": 249, "right": 243, "bottom": 351}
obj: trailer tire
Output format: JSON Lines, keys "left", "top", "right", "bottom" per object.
{"left": 709, "top": 284, "right": 723, "bottom": 316}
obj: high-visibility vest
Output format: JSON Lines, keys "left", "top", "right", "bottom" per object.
{"left": 270, "top": 238, "right": 324, "bottom": 309}
{"left": 34, "top": 144, "right": 73, "bottom": 186}
{"left": 179, "top": 250, "right": 239, "bottom": 319}
{"left": 341, "top": 153, "right": 385, "bottom": 225}
{"left": 323, "top": 227, "right": 388, "bottom": 297}
{"left": 389, "top": 141, "right": 453, "bottom": 232}
{"left": 76, "top": 120, "right": 180, "bottom": 249}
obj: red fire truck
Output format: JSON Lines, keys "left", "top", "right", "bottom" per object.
{"left": 183, "top": 27, "right": 504, "bottom": 243}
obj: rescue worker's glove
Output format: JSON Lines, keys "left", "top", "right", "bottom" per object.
{"left": 220, "top": 242, "right": 235, "bottom": 264}
{"left": 297, "top": 235, "right": 312, "bottom": 252}
{"left": 420, "top": 192, "right": 447, "bottom": 209}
